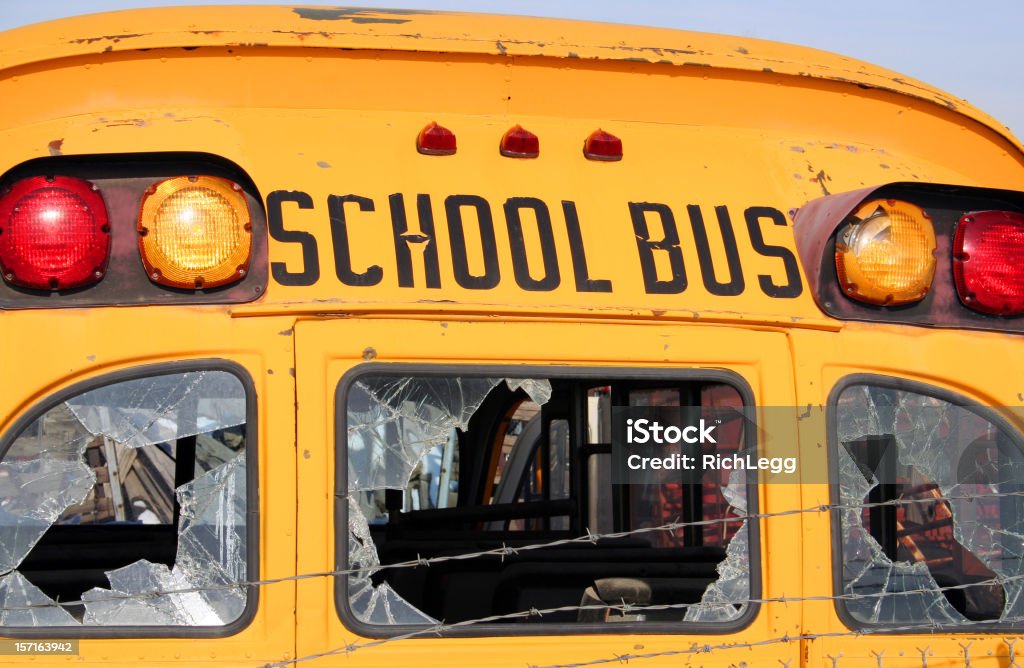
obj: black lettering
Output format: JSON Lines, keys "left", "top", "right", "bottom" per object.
{"left": 266, "top": 190, "right": 319, "bottom": 286}
{"left": 629, "top": 202, "right": 686, "bottom": 294}
{"left": 687, "top": 204, "right": 745, "bottom": 296}
{"left": 327, "top": 195, "right": 383, "bottom": 287}
{"left": 389, "top": 194, "right": 441, "bottom": 289}
{"left": 445, "top": 195, "right": 500, "bottom": 290}
{"left": 562, "top": 201, "right": 612, "bottom": 293}
{"left": 744, "top": 206, "right": 803, "bottom": 298}
{"left": 504, "top": 197, "right": 560, "bottom": 291}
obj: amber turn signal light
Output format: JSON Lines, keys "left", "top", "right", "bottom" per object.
{"left": 138, "top": 175, "right": 252, "bottom": 290}
{"left": 835, "top": 199, "right": 936, "bottom": 306}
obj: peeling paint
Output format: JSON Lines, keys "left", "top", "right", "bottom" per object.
{"left": 292, "top": 7, "right": 432, "bottom": 23}
{"left": 815, "top": 169, "right": 832, "bottom": 196}
{"left": 69, "top": 33, "right": 146, "bottom": 45}
{"left": 104, "top": 119, "right": 147, "bottom": 128}
{"left": 272, "top": 29, "right": 330, "bottom": 41}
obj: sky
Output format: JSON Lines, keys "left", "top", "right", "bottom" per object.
{"left": 0, "top": 1, "right": 1021, "bottom": 137}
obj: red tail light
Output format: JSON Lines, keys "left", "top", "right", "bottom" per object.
{"left": 500, "top": 125, "right": 539, "bottom": 158}
{"left": 417, "top": 121, "right": 457, "bottom": 156}
{"left": 0, "top": 176, "right": 110, "bottom": 290}
{"left": 953, "top": 210, "right": 1024, "bottom": 315}
{"left": 583, "top": 129, "right": 623, "bottom": 161}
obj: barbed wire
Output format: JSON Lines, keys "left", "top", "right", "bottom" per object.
{"left": 3, "top": 486, "right": 1024, "bottom": 613}
{"left": 264, "top": 608, "right": 1024, "bottom": 668}
{"left": 6, "top": 484, "right": 1024, "bottom": 668}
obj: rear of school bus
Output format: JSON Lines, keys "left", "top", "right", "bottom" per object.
{"left": 1, "top": 5, "right": 1024, "bottom": 668}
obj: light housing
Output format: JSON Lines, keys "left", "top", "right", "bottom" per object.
{"left": 583, "top": 129, "right": 623, "bottom": 161}
{"left": 953, "top": 210, "right": 1024, "bottom": 315}
{"left": 835, "top": 199, "right": 936, "bottom": 306}
{"left": 0, "top": 175, "right": 110, "bottom": 290}
{"left": 138, "top": 175, "right": 252, "bottom": 289}
{"left": 500, "top": 125, "right": 539, "bottom": 159}
{"left": 417, "top": 121, "right": 456, "bottom": 156}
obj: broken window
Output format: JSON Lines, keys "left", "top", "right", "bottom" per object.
{"left": 340, "top": 372, "right": 754, "bottom": 630}
{"left": 0, "top": 367, "right": 252, "bottom": 628}
{"left": 835, "top": 381, "right": 1024, "bottom": 627}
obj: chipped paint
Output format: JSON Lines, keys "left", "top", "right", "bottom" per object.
{"left": 104, "top": 119, "right": 148, "bottom": 128}
{"left": 316, "top": 161, "right": 331, "bottom": 169}
{"left": 69, "top": 33, "right": 146, "bottom": 45}
{"left": 292, "top": 8, "right": 432, "bottom": 24}
{"left": 47, "top": 139, "right": 63, "bottom": 156}
{"left": 815, "top": 169, "right": 832, "bottom": 196}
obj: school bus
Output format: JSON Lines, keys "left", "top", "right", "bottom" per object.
{"left": 1, "top": 4, "right": 1023, "bottom": 667}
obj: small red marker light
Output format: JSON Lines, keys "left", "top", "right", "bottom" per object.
{"left": 417, "top": 121, "right": 456, "bottom": 156}
{"left": 500, "top": 125, "right": 539, "bottom": 158}
{"left": 0, "top": 175, "right": 110, "bottom": 291}
{"left": 953, "top": 210, "right": 1024, "bottom": 315}
{"left": 584, "top": 129, "right": 623, "bottom": 161}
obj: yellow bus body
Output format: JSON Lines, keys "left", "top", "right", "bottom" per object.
{"left": 0, "top": 5, "right": 1023, "bottom": 667}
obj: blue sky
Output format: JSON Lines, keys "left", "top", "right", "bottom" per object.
{"left": 0, "top": 1, "right": 1021, "bottom": 137}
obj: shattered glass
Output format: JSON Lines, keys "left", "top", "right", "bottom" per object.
{"left": 685, "top": 469, "right": 750, "bottom": 622}
{"left": 504, "top": 378, "right": 553, "bottom": 406}
{"left": 0, "top": 405, "right": 95, "bottom": 575}
{"left": 82, "top": 560, "right": 221, "bottom": 626}
{"left": 347, "top": 497, "right": 437, "bottom": 625}
{"left": 345, "top": 376, "right": 517, "bottom": 623}
{"left": 170, "top": 455, "right": 247, "bottom": 622}
{"left": 0, "top": 571, "right": 79, "bottom": 626}
{"left": 80, "top": 457, "right": 247, "bottom": 626}
{"left": 838, "top": 447, "right": 966, "bottom": 624}
{"left": 837, "top": 384, "right": 1024, "bottom": 624}
{"left": 346, "top": 377, "right": 504, "bottom": 492}
{"left": 66, "top": 371, "right": 246, "bottom": 449}
{"left": 0, "top": 370, "right": 248, "bottom": 627}
{"left": 76, "top": 455, "right": 247, "bottom": 625}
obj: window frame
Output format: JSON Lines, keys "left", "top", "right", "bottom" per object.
{"left": 0, "top": 358, "right": 259, "bottom": 639}
{"left": 828, "top": 372, "right": 1024, "bottom": 634}
{"left": 334, "top": 362, "right": 761, "bottom": 638}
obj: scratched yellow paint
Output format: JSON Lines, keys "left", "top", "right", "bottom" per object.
{"left": 0, "top": 5, "right": 1023, "bottom": 667}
